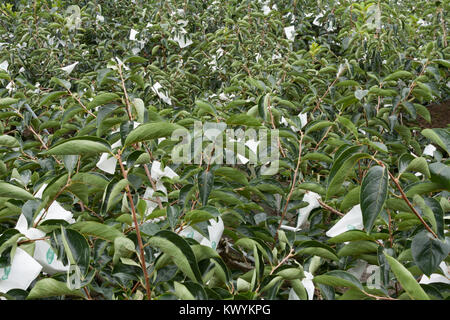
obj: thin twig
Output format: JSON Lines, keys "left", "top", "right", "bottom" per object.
{"left": 274, "top": 133, "right": 304, "bottom": 245}
{"left": 318, "top": 199, "right": 345, "bottom": 217}
{"left": 117, "top": 150, "right": 152, "bottom": 300}
{"left": 118, "top": 63, "right": 133, "bottom": 122}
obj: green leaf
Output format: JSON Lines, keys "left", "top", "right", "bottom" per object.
{"left": 0, "top": 182, "right": 34, "bottom": 200}
{"left": 184, "top": 210, "right": 214, "bottom": 225}
{"left": 297, "top": 247, "right": 339, "bottom": 262}
{"left": 338, "top": 240, "right": 379, "bottom": 257}
{"left": 39, "top": 91, "right": 66, "bottom": 107}
{"left": 0, "top": 135, "right": 19, "bottom": 148}
{"left": 226, "top": 114, "right": 262, "bottom": 127}
{"left": 327, "top": 146, "right": 371, "bottom": 199}
{"left": 107, "top": 179, "right": 129, "bottom": 212}
{"left": 50, "top": 77, "right": 71, "bottom": 90}
{"left": 70, "top": 221, "right": 123, "bottom": 242}
{"left": 214, "top": 167, "right": 248, "bottom": 185}
{"left": 276, "top": 267, "right": 305, "bottom": 280}
{"left": 149, "top": 230, "right": 202, "bottom": 283}
{"left": 415, "top": 104, "right": 431, "bottom": 123}
{"left": 337, "top": 116, "right": 358, "bottom": 138}
{"left": 340, "top": 186, "right": 360, "bottom": 211}
{"left": 302, "top": 152, "right": 333, "bottom": 164}
{"left": 400, "top": 157, "right": 430, "bottom": 178}
{"left": 405, "top": 181, "right": 442, "bottom": 197}
{"left": 421, "top": 128, "right": 450, "bottom": 155}
{"left": 173, "top": 281, "right": 196, "bottom": 300}
{"left": 384, "top": 252, "right": 430, "bottom": 300}
{"left": 360, "top": 165, "right": 388, "bottom": 233}
{"left": 45, "top": 136, "right": 111, "bottom": 155}
{"left": 313, "top": 270, "right": 363, "bottom": 291}
{"left": 328, "top": 230, "right": 388, "bottom": 244}
{"left": 429, "top": 162, "right": 450, "bottom": 190}
{"left": 124, "top": 122, "right": 183, "bottom": 147}
{"left": 60, "top": 227, "right": 90, "bottom": 276}
{"left": 198, "top": 170, "right": 214, "bottom": 206}
{"left": 411, "top": 230, "right": 449, "bottom": 276}
{"left": 305, "top": 121, "right": 333, "bottom": 135}
{"left": 0, "top": 98, "right": 18, "bottom": 107}
{"left": 27, "top": 279, "right": 84, "bottom": 300}
{"left": 113, "top": 237, "right": 136, "bottom": 265}
{"left": 195, "top": 100, "right": 217, "bottom": 116}
{"left": 62, "top": 155, "right": 78, "bottom": 175}
{"left": 131, "top": 98, "right": 145, "bottom": 123}
{"left": 383, "top": 70, "right": 413, "bottom": 82}
{"left": 87, "top": 93, "right": 120, "bottom": 109}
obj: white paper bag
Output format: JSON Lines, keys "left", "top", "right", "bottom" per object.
{"left": 420, "top": 262, "right": 450, "bottom": 284}
{"left": 296, "top": 191, "right": 321, "bottom": 229}
{"left": 15, "top": 214, "right": 70, "bottom": 274}
{"left": 326, "top": 204, "right": 363, "bottom": 238}
{"left": 178, "top": 217, "right": 224, "bottom": 251}
{"left": 0, "top": 248, "right": 42, "bottom": 293}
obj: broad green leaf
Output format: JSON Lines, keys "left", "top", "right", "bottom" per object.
{"left": 214, "top": 167, "right": 248, "bottom": 185}
{"left": 405, "top": 181, "right": 442, "bottom": 197}
{"left": 184, "top": 210, "right": 214, "bottom": 225}
{"left": 131, "top": 98, "right": 145, "bottom": 123}
{"left": 226, "top": 114, "right": 261, "bottom": 127}
{"left": 327, "top": 146, "right": 371, "bottom": 199}
{"left": 337, "top": 116, "right": 358, "bottom": 138}
{"left": 423, "top": 197, "right": 445, "bottom": 239}
{"left": 0, "top": 182, "right": 34, "bottom": 200}
{"left": 305, "top": 121, "right": 333, "bottom": 134}
{"left": 340, "top": 186, "right": 360, "bottom": 211}
{"left": 0, "top": 135, "right": 19, "bottom": 148}
{"left": 276, "top": 267, "right": 305, "bottom": 280}
{"left": 195, "top": 100, "right": 216, "bottom": 116}
{"left": 173, "top": 281, "right": 196, "bottom": 300}
{"left": 60, "top": 227, "right": 90, "bottom": 276}
{"left": 149, "top": 230, "right": 202, "bottom": 283}
{"left": 297, "top": 247, "right": 339, "bottom": 262}
{"left": 87, "top": 93, "right": 120, "bottom": 109}
{"left": 27, "top": 279, "right": 84, "bottom": 300}
{"left": 360, "top": 165, "right": 388, "bottom": 233}
{"left": 124, "top": 122, "right": 183, "bottom": 147}
{"left": 421, "top": 129, "right": 450, "bottom": 155}
{"left": 198, "top": 170, "right": 214, "bottom": 206}
{"left": 70, "top": 221, "right": 123, "bottom": 242}
{"left": 107, "top": 179, "right": 129, "bottom": 212}
{"left": 302, "top": 152, "right": 333, "bottom": 163}
{"left": 39, "top": 91, "right": 66, "bottom": 107}
{"left": 400, "top": 157, "right": 430, "bottom": 178}
{"left": 295, "top": 182, "right": 326, "bottom": 195}
{"left": 338, "top": 240, "right": 379, "bottom": 257}
{"left": 45, "top": 137, "right": 111, "bottom": 155}
{"left": 328, "top": 230, "right": 388, "bottom": 243}
{"left": 383, "top": 70, "right": 413, "bottom": 82}
{"left": 384, "top": 252, "right": 430, "bottom": 300}
{"left": 113, "top": 237, "right": 135, "bottom": 265}
{"left": 0, "top": 98, "right": 18, "bottom": 107}
{"left": 313, "top": 270, "right": 363, "bottom": 291}
{"left": 411, "top": 230, "right": 449, "bottom": 276}
{"left": 429, "top": 162, "right": 450, "bottom": 190}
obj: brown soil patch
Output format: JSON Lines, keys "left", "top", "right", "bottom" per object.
{"left": 416, "top": 99, "right": 450, "bottom": 129}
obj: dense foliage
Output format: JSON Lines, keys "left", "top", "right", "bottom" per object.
{"left": 0, "top": 0, "right": 449, "bottom": 300}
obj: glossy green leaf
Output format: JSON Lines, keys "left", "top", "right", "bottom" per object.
{"left": 411, "top": 230, "right": 449, "bottom": 276}
{"left": 360, "top": 165, "right": 388, "bottom": 233}
{"left": 384, "top": 252, "right": 430, "bottom": 300}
